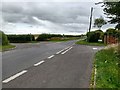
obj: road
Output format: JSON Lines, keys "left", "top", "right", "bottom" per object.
{"left": 2, "top": 40, "right": 77, "bottom": 80}
{"left": 2, "top": 40, "right": 103, "bottom": 88}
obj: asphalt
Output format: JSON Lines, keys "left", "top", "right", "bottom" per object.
{"left": 2, "top": 41, "right": 103, "bottom": 88}
{"left": 2, "top": 40, "right": 78, "bottom": 80}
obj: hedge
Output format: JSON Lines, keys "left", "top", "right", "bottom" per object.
{"left": 7, "top": 34, "right": 35, "bottom": 43}
{"left": 0, "top": 31, "right": 9, "bottom": 45}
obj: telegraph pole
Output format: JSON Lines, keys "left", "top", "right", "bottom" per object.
{"left": 88, "top": 7, "right": 93, "bottom": 32}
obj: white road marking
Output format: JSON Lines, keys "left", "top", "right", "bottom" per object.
{"left": 2, "top": 70, "right": 27, "bottom": 83}
{"left": 48, "top": 55, "right": 55, "bottom": 59}
{"left": 56, "top": 49, "right": 65, "bottom": 54}
{"left": 56, "top": 46, "right": 71, "bottom": 54}
{"left": 93, "top": 48, "right": 98, "bottom": 50}
{"left": 61, "top": 47, "right": 73, "bottom": 55}
{"left": 34, "top": 60, "right": 45, "bottom": 66}
{"left": 65, "top": 46, "right": 70, "bottom": 50}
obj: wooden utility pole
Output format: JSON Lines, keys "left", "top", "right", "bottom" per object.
{"left": 88, "top": 7, "right": 93, "bottom": 32}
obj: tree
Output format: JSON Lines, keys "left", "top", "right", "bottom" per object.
{"left": 103, "top": 1, "right": 120, "bottom": 56}
{"left": 103, "top": 1, "right": 120, "bottom": 30}
{"left": 94, "top": 17, "right": 107, "bottom": 30}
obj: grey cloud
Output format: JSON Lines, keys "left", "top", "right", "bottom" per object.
{"left": 2, "top": 2, "right": 93, "bottom": 24}
{"left": 1, "top": 1, "right": 106, "bottom": 34}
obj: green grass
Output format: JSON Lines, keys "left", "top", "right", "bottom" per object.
{"left": 28, "top": 41, "right": 40, "bottom": 43}
{"left": 0, "top": 44, "right": 16, "bottom": 52}
{"left": 76, "top": 40, "right": 106, "bottom": 46}
{"left": 49, "top": 39, "right": 73, "bottom": 42}
{"left": 91, "top": 47, "right": 120, "bottom": 88}
{"left": 49, "top": 37, "right": 79, "bottom": 42}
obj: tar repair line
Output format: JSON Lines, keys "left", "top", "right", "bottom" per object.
{"left": 48, "top": 55, "right": 55, "bottom": 59}
{"left": 34, "top": 60, "right": 45, "bottom": 66}
{"left": 2, "top": 70, "right": 27, "bottom": 83}
{"left": 61, "top": 47, "right": 73, "bottom": 55}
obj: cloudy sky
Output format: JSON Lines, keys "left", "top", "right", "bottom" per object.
{"left": 1, "top": 0, "right": 116, "bottom": 35}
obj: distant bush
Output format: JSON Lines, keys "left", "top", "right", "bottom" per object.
{"left": 36, "top": 34, "right": 52, "bottom": 41}
{"left": 0, "top": 31, "right": 9, "bottom": 45}
{"left": 7, "top": 34, "right": 35, "bottom": 43}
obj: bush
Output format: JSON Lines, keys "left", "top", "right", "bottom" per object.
{"left": 7, "top": 34, "right": 35, "bottom": 43}
{"left": 36, "top": 34, "right": 52, "bottom": 41}
{"left": 87, "top": 31, "right": 100, "bottom": 42}
{"left": 0, "top": 31, "right": 9, "bottom": 45}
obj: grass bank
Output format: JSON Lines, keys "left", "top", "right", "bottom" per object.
{"left": 0, "top": 44, "right": 16, "bottom": 52}
{"left": 76, "top": 40, "right": 106, "bottom": 46}
{"left": 91, "top": 46, "right": 120, "bottom": 88}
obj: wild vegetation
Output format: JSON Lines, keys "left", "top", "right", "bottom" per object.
{"left": 92, "top": 46, "right": 120, "bottom": 88}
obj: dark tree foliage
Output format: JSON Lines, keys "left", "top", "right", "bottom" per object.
{"left": 103, "top": 1, "right": 120, "bottom": 29}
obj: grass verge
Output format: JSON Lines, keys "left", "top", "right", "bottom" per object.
{"left": 76, "top": 40, "right": 106, "bottom": 46}
{"left": 91, "top": 47, "right": 120, "bottom": 88}
{"left": 0, "top": 44, "right": 16, "bottom": 52}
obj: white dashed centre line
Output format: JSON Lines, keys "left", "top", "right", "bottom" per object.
{"left": 34, "top": 60, "right": 45, "bottom": 66}
{"left": 56, "top": 49, "right": 65, "bottom": 54}
{"left": 56, "top": 46, "right": 71, "bottom": 54}
{"left": 2, "top": 70, "right": 27, "bottom": 83}
{"left": 61, "top": 47, "right": 73, "bottom": 55}
{"left": 48, "top": 55, "right": 55, "bottom": 59}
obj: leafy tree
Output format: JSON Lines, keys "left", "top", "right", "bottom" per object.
{"left": 94, "top": 17, "right": 107, "bottom": 30}
{"left": 103, "top": 1, "right": 120, "bottom": 30}
{"left": 103, "top": 1, "right": 120, "bottom": 56}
